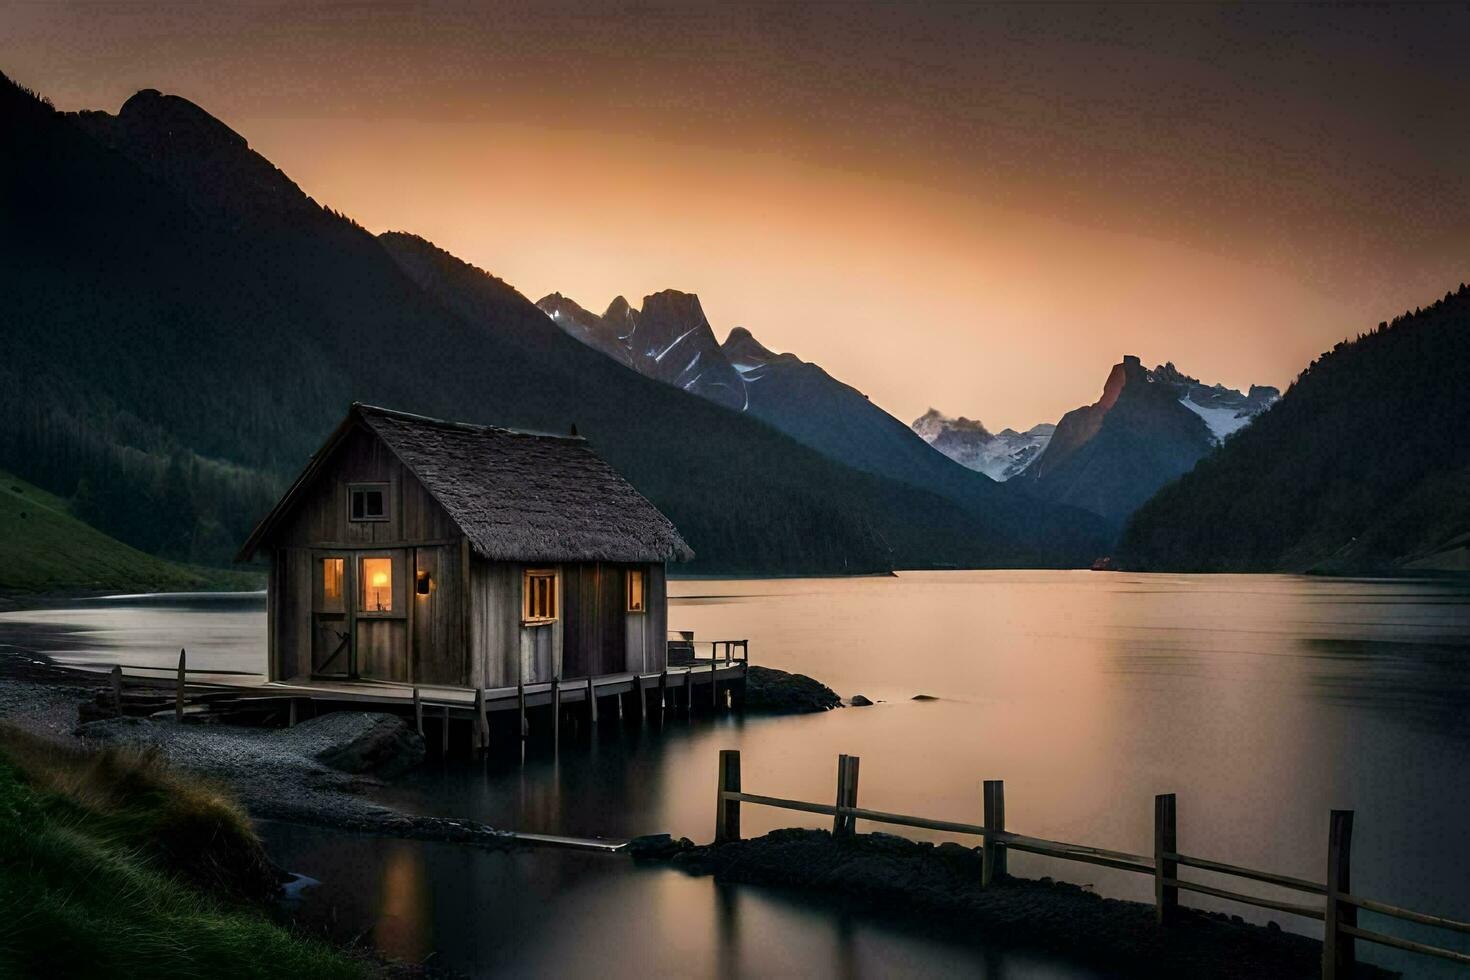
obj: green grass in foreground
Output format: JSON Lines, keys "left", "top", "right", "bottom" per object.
{"left": 0, "top": 728, "right": 363, "bottom": 979}
{"left": 0, "top": 471, "right": 262, "bottom": 594}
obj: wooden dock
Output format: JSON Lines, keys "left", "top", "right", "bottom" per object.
{"left": 81, "top": 642, "right": 751, "bottom": 755}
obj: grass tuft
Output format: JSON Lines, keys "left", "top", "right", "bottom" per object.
{"left": 0, "top": 726, "right": 364, "bottom": 979}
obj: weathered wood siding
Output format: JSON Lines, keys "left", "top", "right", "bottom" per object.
{"left": 271, "top": 548, "right": 314, "bottom": 680}
{"left": 626, "top": 562, "right": 668, "bottom": 673}
{"left": 413, "top": 544, "right": 467, "bottom": 686}
{"left": 263, "top": 422, "right": 464, "bottom": 683}
{"left": 274, "top": 425, "right": 458, "bottom": 547}
{"left": 467, "top": 559, "right": 520, "bottom": 688}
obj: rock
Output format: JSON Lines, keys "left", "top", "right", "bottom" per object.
{"left": 911, "top": 694, "right": 939, "bottom": 701}
{"left": 288, "top": 712, "right": 426, "bottom": 778}
{"left": 743, "top": 665, "right": 842, "bottom": 714}
{"left": 850, "top": 694, "right": 874, "bottom": 707}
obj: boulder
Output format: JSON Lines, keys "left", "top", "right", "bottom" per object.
{"left": 850, "top": 694, "right": 874, "bottom": 707}
{"left": 285, "top": 712, "right": 425, "bottom": 778}
{"left": 743, "top": 666, "right": 842, "bottom": 714}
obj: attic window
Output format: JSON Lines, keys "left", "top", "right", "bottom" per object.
{"left": 523, "top": 569, "right": 559, "bottom": 625}
{"left": 349, "top": 484, "right": 388, "bottom": 522}
{"left": 627, "top": 569, "right": 646, "bottom": 613}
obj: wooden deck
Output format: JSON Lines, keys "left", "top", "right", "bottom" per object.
{"left": 253, "top": 660, "right": 748, "bottom": 718}
{"left": 71, "top": 639, "right": 751, "bottom": 754}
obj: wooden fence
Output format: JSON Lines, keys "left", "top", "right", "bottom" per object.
{"left": 713, "top": 749, "right": 1470, "bottom": 977}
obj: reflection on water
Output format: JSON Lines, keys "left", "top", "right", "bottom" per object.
{"left": 261, "top": 821, "right": 1096, "bottom": 979}
{"left": 0, "top": 591, "right": 266, "bottom": 679}
{"left": 4, "top": 573, "right": 1470, "bottom": 976}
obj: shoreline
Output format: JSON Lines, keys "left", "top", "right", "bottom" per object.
{"left": 636, "top": 829, "right": 1399, "bottom": 980}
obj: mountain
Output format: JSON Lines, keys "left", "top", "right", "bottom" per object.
{"left": 1119, "top": 287, "right": 1470, "bottom": 573}
{"left": 0, "top": 73, "right": 1107, "bottom": 575}
{"left": 534, "top": 292, "right": 1110, "bottom": 552}
{"left": 540, "top": 291, "right": 747, "bottom": 410}
{"left": 1014, "top": 356, "right": 1278, "bottom": 526}
{"left": 912, "top": 410, "right": 1055, "bottom": 482}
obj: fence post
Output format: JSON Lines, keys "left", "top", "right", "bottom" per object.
{"left": 475, "top": 688, "right": 489, "bottom": 752}
{"left": 833, "top": 754, "right": 860, "bottom": 838}
{"left": 1323, "top": 810, "right": 1356, "bottom": 980}
{"left": 982, "top": 780, "right": 1007, "bottom": 886}
{"left": 175, "top": 648, "right": 186, "bottom": 722}
{"left": 1155, "top": 793, "right": 1178, "bottom": 925}
{"left": 716, "top": 749, "right": 742, "bottom": 843}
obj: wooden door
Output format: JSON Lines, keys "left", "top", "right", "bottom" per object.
{"left": 561, "top": 563, "right": 627, "bottom": 678}
{"left": 311, "top": 553, "right": 352, "bottom": 677}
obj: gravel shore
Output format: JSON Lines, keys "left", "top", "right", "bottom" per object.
{"left": 0, "top": 652, "right": 514, "bottom": 848}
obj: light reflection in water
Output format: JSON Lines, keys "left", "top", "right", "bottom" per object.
{"left": 375, "top": 843, "right": 430, "bottom": 962}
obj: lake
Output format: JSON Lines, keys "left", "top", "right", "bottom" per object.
{"left": 4, "top": 571, "right": 1469, "bottom": 976}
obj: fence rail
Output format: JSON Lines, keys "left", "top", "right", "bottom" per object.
{"left": 711, "top": 749, "right": 1470, "bottom": 977}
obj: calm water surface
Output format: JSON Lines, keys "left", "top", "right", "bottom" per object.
{"left": 4, "top": 572, "right": 1469, "bottom": 977}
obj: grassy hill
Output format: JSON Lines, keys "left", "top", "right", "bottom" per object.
{"left": 0, "top": 471, "right": 260, "bottom": 595}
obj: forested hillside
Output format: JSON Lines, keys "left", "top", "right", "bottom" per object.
{"left": 1119, "top": 285, "right": 1470, "bottom": 572}
{"left": 0, "top": 74, "right": 1108, "bottom": 576}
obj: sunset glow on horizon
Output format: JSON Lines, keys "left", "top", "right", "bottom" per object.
{"left": 8, "top": 1, "right": 1468, "bottom": 430}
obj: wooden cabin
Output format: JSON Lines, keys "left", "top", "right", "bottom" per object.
{"left": 237, "top": 404, "right": 694, "bottom": 689}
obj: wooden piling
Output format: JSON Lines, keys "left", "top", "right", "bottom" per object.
{"left": 982, "top": 780, "right": 1007, "bottom": 886}
{"left": 475, "top": 688, "right": 489, "bottom": 752}
{"left": 659, "top": 669, "right": 668, "bottom": 712}
{"left": 109, "top": 665, "right": 122, "bottom": 714}
{"left": 716, "top": 749, "right": 742, "bottom": 844}
{"left": 586, "top": 675, "right": 598, "bottom": 725}
{"left": 1324, "top": 810, "right": 1356, "bottom": 979}
{"left": 638, "top": 673, "right": 648, "bottom": 723}
{"left": 413, "top": 686, "right": 424, "bottom": 736}
{"left": 517, "top": 681, "right": 527, "bottom": 739}
{"left": 1155, "top": 794, "right": 1178, "bottom": 925}
{"left": 288, "top": 699, "right": 298, "bottom": 727}
{"left": 440, "top": 704, "right": 450, "bottom": 756}
{"left": 174, "top": 648, "right": 185, "bottom": 722}
{"left": 551, "top": 675, "right": 561, "bottom": 750}
{"left": 833, "top": 754, "right": 860, "bottom": 838}
{"left": 711, "top": 658, "right": 719, "bottom": 709}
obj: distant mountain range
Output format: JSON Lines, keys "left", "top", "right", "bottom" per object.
{"left": 915, "top": 359, "right": 1278, "bottom": 525}
{"left": 534, "top": 291, "right": 1109, "bottom": 551}
{"left": 1120, "top": 287, "right": 1470, "bottom": 573}
{"left": 912, "top": 412, "right": 1054, "bottom": 482}
{"left": 0, "top": 73, "right": 1108, "bottom": 577}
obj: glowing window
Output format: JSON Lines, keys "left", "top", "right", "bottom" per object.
{"left": 320, "top": 558, "right": 344, "bottom": 612}
{"left": 349, "top": 484, "right": 388, "bottom": 522}
{"left": 522, "top": 569, "right": 558, "bottom": 624}
{"left": 360, "top": 557, "right": 393, "bottom": 612}
{"left": 627, "top": 569, "right": 646, "bottom": 613}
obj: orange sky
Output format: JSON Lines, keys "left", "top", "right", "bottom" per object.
{"left": 6, "top": 2, "right": 1468, "bottom": 430}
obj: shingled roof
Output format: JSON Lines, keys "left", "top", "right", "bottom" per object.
{"left": 239, "top": 404, "right": 693, "bottom": 563}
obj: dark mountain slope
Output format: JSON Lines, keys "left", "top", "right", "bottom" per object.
{"left": 1118, "top": 285, "right": 1470, "bottom": 572}
{"left": 1, "top": 73, "right": 1104, "bottom": 573}
{"left": 1015, "top": 357, "right": 1214, "bottom": 525}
